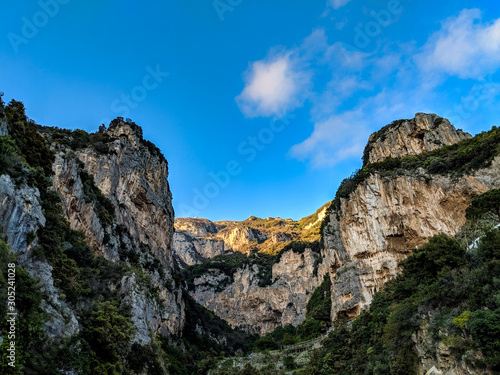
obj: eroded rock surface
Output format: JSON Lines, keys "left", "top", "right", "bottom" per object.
{"left": 363, "top": 113, "right": 471, "bottom": 165}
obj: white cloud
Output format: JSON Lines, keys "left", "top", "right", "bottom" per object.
{"left": 236, "top": 54, "right": 311, "bottom": 118}
{"left": 289, "top": 109, "right": 369, "bottom": 167}
{"left": 417, "top": 9, "right": 500, "bottom": 79}
{"left": 290, "top": 73, "right": 437, "bottom": 168}
{"left": 329, "top": 0, "right": 352, "bottom": 10}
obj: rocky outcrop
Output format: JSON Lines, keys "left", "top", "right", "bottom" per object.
{"left": 0, "top": 174, "right": 45, "bottom": 253}
{"left": 217, "top": 226, "right": 269, "bottom": 251}
{"left": 50, "top": 120, "right": 185, "bottom": 340}
{"left": 190, "top": 247, "right": 329, "bottom": 336}
{"left": 324, "top": 117, "right": 500, "bottom": 321}
{"left": 172, "top": 231, "right": 225, "bottom": 268}
{"left": 76, "top": 122, "right": 175, "bottom": 267}
{"left": 363, "top": 113, "right": 471, "bottom": 165}
{"left": 0, "top": 174, "right": 79, "bottom": 339}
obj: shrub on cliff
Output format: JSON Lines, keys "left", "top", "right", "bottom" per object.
{"left": 305, "top": 199, "right": 500, "bottom": 374}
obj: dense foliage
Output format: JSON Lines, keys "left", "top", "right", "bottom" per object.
{"left": 251, "top": 274, "right": 332, "bottom": 352}
{"left": 302, "top": 200, "right": 500, "bottom": 374}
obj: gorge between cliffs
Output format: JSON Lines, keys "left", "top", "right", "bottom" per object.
{"left": 0, "top": 98, "right": 499, "bottom": 375}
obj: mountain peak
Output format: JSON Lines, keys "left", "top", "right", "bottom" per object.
{"left": 362, "top": 113, "right": 471, "bottom": 166}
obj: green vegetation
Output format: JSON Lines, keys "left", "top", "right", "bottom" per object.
{"left": 158, "top": 294, "right": 257, "bottom": 375}
{"left": 4, "top": 100, "right": 55, "bottom": 175}
{"left": 0, "top": 239, "right": 46, "bottom": 374}
{"left": 0, "top": 135, "right": 24, "bottom": 181}
{"left": 79, "top": 167, "right": 115, "bottom": 227}
{"left": 466, "top": 188, "right": 500, "bottom": 221}
{"left": 251, "top": 274, "right": 332, "bottom": 352}
{"left": 301, "top": 205, "right": 500, "bottom": 374}
{"left": 82, "top": 301, "right": 135, "bottom": 374}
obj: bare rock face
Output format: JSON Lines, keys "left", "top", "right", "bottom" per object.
{"left": 217, "top": 226, "right": 269, "bottom": 251}
{"left": 190, "top": 248, "right": 329, "bottom": 336}
{"left": 76, "top": 121, "right": 175, "bottom": 267}
{"left": 324, "top": 169, "right": 499, "bottom": 320}
{"left": 0, "top": 175, "right": 45, "bottom": 253}
{"left": 363, "top": 113, "right": 471, "bottom": 165}
{"left": 53, "top": 153, "right": 121, "bottom": 261}
{"left": 50, "top": 120, "right": 185, "bottom": 340}
{"left": 0, "top": 174, "right": 79, "bottom": 339}
{"left": 175, "top": 217, "right": 220, "bottom": 237}
{"left": 172, "top": 231, "right": 225, "bottom": 268}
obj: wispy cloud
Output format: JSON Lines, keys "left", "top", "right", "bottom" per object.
{"left": 328, "top": 0, "right": 353, "bottom": 10}
{"left": 289, "top": 109, "right": 369, "bottom": 167}
{"left": 416, "top": 9, "right": 500, "bottom": 79}
{"left": 236, "top": 53, "right": 311, "bottom": 117}
{"left": 237, "top": 7, "right": 500, "bottom": 169}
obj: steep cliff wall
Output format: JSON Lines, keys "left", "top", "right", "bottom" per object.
{"left": 76, "top": 121, "right": 175, "bottom": 267}
{"left": 190, "top": 247, "right": 329, "bottom": 336}
{"left": 324, "top": 115, "right": 500, "bottom": 322}
{"left": 50, "top": 119, "right": 184, "bottom": 341}
{"left": 324, "top": 167, "right": 500, "bottom": 320}
{"left": 176, "top": 205, "right": 331, "bottom": 335}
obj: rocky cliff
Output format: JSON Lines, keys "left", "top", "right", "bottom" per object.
{"left": 0, "top": 100, "right": 201, "bottom": 375}
{"left": 189, "top": 246, "right": 329, "bottom": 336}
{"left": 323, "top": 114, "right": 500, "bottom": 322}
{"left": 176, "top": 205, "right": 330, "bottom": 335}
{"left": 362, "top": 113, "right": 471, "bottom": 165}
{"left": 48, "top": 119, "right": 185, "bottom": 341}
{"left": 180, "top": 113, "right": 500, "bottom": 340}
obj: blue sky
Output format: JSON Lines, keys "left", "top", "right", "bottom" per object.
{"left": 1, "top": 1, "right": 500, "bottom": 221}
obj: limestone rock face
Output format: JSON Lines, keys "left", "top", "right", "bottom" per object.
{"left": 52, "top": 153, "right": 121, "bottom": 261}
{"left": 50, "top": 120, "right": 184, "bottom": 340}
{"left": 0, "top": 175, "right": 45, "bottom": 253}
{"left": 363, "top": 113, "right": 471, "bottom": 165}
{"left": 76, "top": 122, "right": 175, "bottom": 267}
{"left": 324, "top": 159, "right": 500, "bottom": 321}
{"left": 0, "top": 119, "right": 8, "bottom": 135}
{"left": 175, "top": 217, "right": 220, "bottom": 237}
{"left": 172, "top": 231, "right": 225, "bottom": 268}
{"left": 120, "top": 273, "right": 185, "bottom": 344}
{"left": 190, "top": 248, "right": 329, "bottom": 336}
{"left": 0, "top": 174, "right": 79, "bottom": 339}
